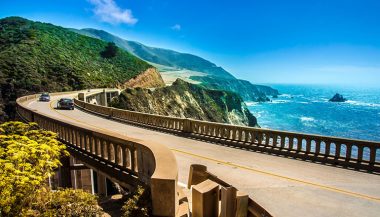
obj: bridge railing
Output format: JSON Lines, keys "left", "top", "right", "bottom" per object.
{"left": 17, "top": 93, "right": 179, "bottom": 217}
{"left": 76, "top": 91, "right": 380, "bottom": 173}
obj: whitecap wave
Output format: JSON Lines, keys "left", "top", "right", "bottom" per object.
{"left": 270, "top": 100, "right": 290, "bottom": 104}
{"left": 345, "top": 100, "right": 380, "bottom": 107}
{"left": 280, "top": 94, "right": 292, "bottom": 98}
{"left": 245, "top": 101, "right": 259, "bottom": 106}
{"left": 300, "top": 116, "right": 315, "bottom": 122}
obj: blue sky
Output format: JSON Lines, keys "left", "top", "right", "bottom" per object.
{"left": 1, "top": 0, "right": 380, "bottom": 85}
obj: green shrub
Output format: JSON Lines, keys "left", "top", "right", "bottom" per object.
{"left": 28, "top": 187, "right": 103, "bottom": 217}
{"left": 121, "top": 186, "right": 152, "bottom": 217}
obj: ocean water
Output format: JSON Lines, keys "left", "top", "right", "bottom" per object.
{"left": 247, "top": 84, "right": 380, "bottom": 142}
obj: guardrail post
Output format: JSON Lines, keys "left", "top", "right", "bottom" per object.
{"left": 187, "top": 164, "right": 208, "bottom": 189}
{"left": 182, "top": 118, "right": 192, "bottom": 134}
{"left": 236, "top": 191, "right": 249, "bottom": 217}
{"left": 220, "top": 186, "right": 237, "bottom": 217}
{"left": 192, "top": 179, "right": 220, "bottom": 217}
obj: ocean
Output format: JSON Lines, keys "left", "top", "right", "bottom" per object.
{"left": 247, "top": 84, "right": 380, "bottom": 142}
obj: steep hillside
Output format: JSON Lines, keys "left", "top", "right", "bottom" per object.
{"left": 110, "top": 79, "right": 258, "bottom": 127}
{"left": 73, "top": 28, "right": 280, "bottom": 102}
{"left": 0, "top": 17, "right": 161, "bottom": 120}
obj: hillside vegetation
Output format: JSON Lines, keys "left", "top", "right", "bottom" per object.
{"left": 0, "top": 17, "right": 153, "bottom": 120}
{"left": 110, "top": 79, "right": 258, "bottom": 127}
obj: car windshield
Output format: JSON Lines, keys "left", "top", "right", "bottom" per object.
{"left": 41, "top": 93, "right": 49, "bottom": 97}
{"left": 61, "top": 99, "right": 72, "bottom": 103}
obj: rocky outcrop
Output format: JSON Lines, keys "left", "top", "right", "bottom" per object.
{"left": 329, "top": 93, "right": 347, "bottom": 102}
{"left": 123, "top": 67, "right": 165, "bottom": 88}
{"left": 110, "top": 79, "right": 258, "bottom": 127}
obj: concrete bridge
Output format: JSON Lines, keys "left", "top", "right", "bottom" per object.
{"left": 16, "top": 89, "right": 380, "bottom": 217}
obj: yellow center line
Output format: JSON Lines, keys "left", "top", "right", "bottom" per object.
{"left": 171, "top": 148, "right": 380, "bottom": 202}
{"left": 45, "top": 98, "right": 380, "bottom": 202}
{"left": 49, "top": 99, "right": 109, "bottom": 131}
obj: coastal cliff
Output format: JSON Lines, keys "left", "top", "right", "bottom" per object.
{"left": 123, "top": 67, "right": 165, "bottom": 88}
{"left": 110, "top": 79, "right": 258, "bottom": 127}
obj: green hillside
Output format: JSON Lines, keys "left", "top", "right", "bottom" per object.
{"left": 72, "top": 28, "right": 235, "bottom": 79}
{"left": 0, "top": 17, "right": 151, "bottom": 120}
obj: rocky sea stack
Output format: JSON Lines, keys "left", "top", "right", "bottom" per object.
{"left": 329, "top": 93, "right": 347, "bottom": 102}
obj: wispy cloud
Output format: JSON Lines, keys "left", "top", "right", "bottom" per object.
{"left": 171, "top": 24, "right": 181, "bottom": 31}
{"left": 88, "top": 0, "right": 137, "bottom": 25}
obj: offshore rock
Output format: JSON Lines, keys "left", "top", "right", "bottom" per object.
{"left": 329, "top": 93, "right": 347, "bottom": 102}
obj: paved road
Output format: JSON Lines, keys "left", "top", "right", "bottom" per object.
{"left": 26, "top": 93, "right": 380, "bottom": 217}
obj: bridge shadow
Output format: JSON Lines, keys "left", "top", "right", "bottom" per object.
{"left": 75, "top": 105, "right": 380, "bottom": 176}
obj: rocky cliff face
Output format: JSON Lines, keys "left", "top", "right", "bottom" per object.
{"left": 123, "top": 67, "right": 165, "bottom": 88}
{"left": 110, "top": 79, "right": 258, "bottom": 127}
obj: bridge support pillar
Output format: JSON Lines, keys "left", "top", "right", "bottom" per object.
{"left": 151, "top": 178, "right": 178, "bottom": 217}
{"left": 97, "top": 173, "right": 107, "bottom": 197}
{"left": 78, "top": 92, "right": 85, "bottom": 101}
{"left": 100, "top": 89, "right": 108, "bottom": 106}
{"left": 58, "top": 156, "right": 72, "bottom": 188}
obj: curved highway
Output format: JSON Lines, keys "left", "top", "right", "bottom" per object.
{"left": 26, "top": 92, "right": 380, "bottom": 217}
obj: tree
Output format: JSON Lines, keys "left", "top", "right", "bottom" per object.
{"left": 100, "top": 42, "right": 118, "bottom": 58}
{"left": 0, "top": 121, "right": 68, "bottom": 216}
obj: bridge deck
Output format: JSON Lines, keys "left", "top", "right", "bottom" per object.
{"left": 26, "top": 93, "right": 380, "bottom": 217}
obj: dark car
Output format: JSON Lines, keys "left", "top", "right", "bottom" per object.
{"left": 57, "top": 98, "right": 74, "bottom": 110}
{"left": 39, "top": 93, "right": 50, "bottom": 102}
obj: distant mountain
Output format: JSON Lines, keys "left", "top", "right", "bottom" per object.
{"left": 71, "top": 28, "right": 235, "bottom": 79}
{"left": 0, "top": 17, "right": 161, "bottom": 121}
{"left": 190, "top": 76, "right": 279, "bottom": 101}
{"left": 72, "top": 28, "right": 280, "bottom": 101}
